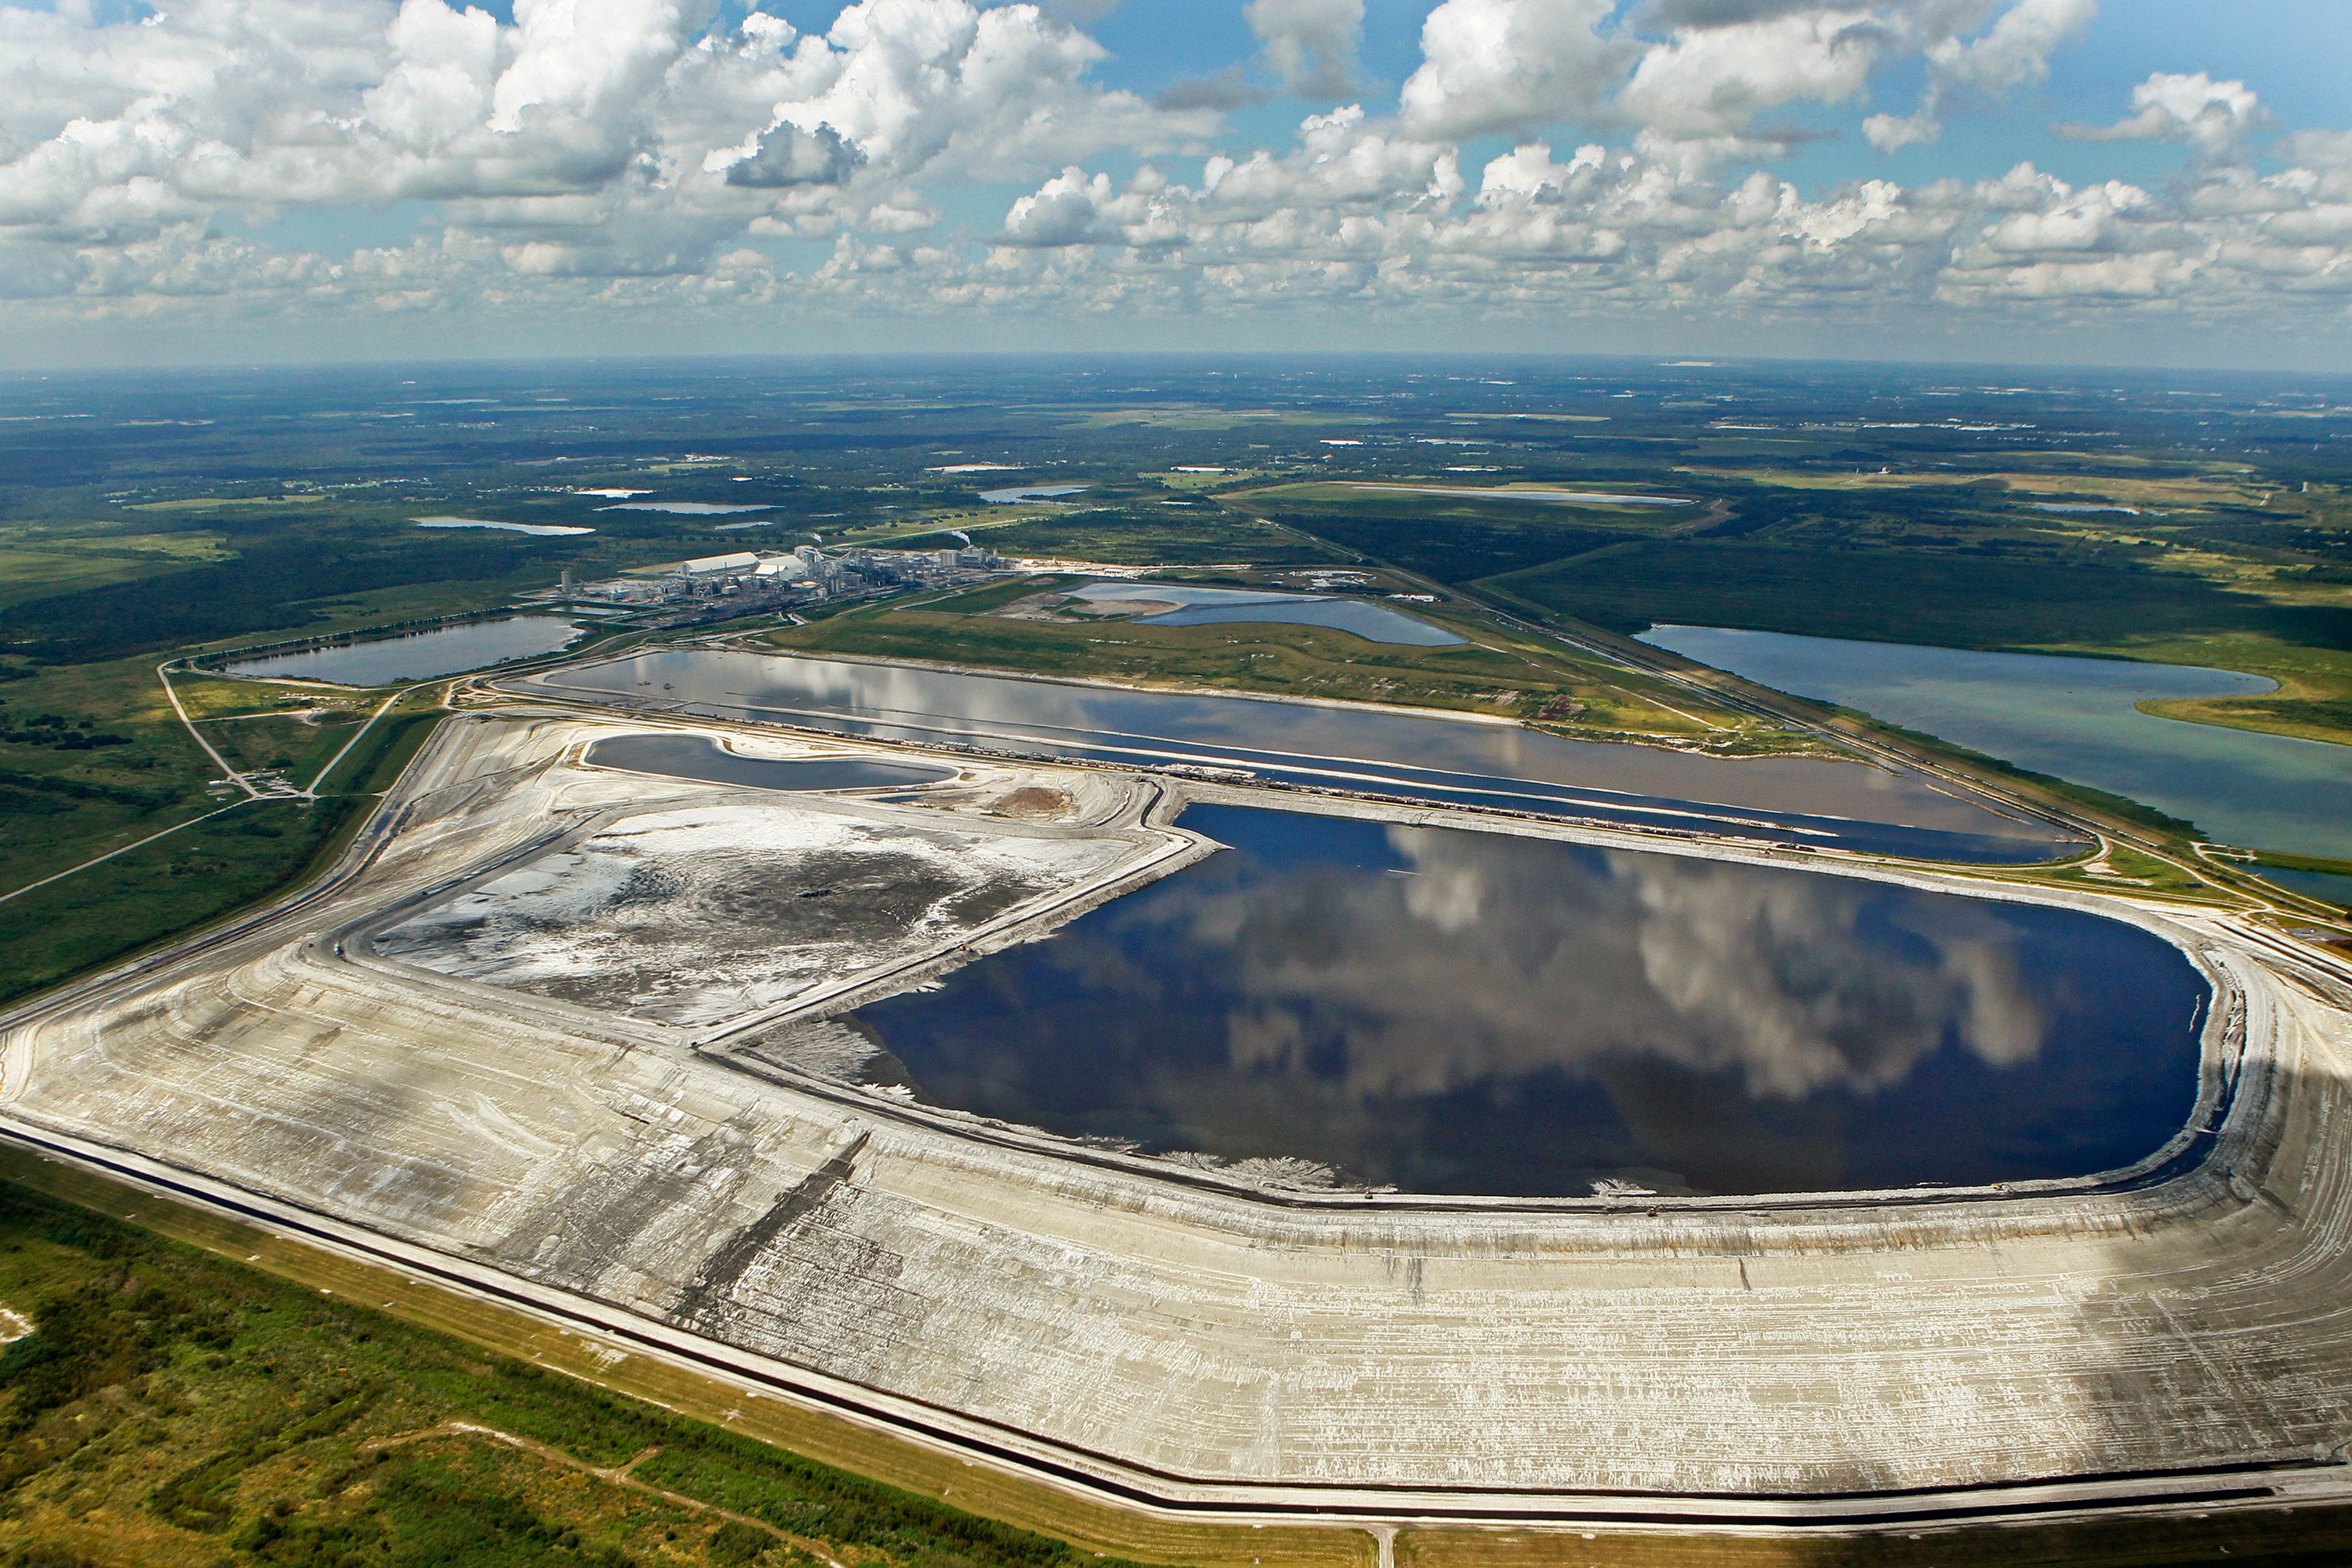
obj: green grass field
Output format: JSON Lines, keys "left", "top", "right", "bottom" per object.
{"left": 0, "top": 549, "right": 188, "bottom": 612}
{"left": 1230, "top": 483, "right": 1674, "bottom": 582}
{"left": 932, "top": 508, "right": 1340, "bottom": 567}
{"left": 0, "top": 699, "right": 441, "bottom": 1007}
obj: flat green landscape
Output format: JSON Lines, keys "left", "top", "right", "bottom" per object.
{"left": 1490, "top": 538, "right": 2352, "bottom": 649}
{"left": 1218, "top": 456, "right": 2352, "bottom": 748}
{"left": 0, "top": 360, "right": 2346, "bottom": 1566}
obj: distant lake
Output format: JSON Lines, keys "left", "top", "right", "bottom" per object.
{"left": 1064, "top": 581, "right": 1464, "bottom": 647}
{"left": 413, "top": 516, "right": 593, "bottom": 537}
{"left": 225, "top": 616, "right": 584, "bottom": 686}
{"left": 595, "top": 502, "right": 771, "bottom": 516}
{"left": 854, "top": 805, "right": 2207, "bottom": 1198}
{"left": 1642, "top": 626, "right": 2352, "bottom": 859}
{"left": 1344, "top": 484, "right": 1692, "bottom": 508}
{"left": 528, "top": 650, "right": 2078, "bottom": 862}
{"left": 980, "top": 484, "right": 1090, "bottom": 504}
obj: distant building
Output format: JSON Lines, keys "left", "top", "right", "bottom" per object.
{"left": 678, "top": 551, "right": 760, "bottom": 576}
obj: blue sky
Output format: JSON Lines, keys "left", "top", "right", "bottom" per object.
{"left": 2, "top": 0, "right": 2348, "bottom": 368}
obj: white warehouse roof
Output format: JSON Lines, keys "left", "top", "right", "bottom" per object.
{"left": 678, "top": 551, "right": 760, "bottom": 575}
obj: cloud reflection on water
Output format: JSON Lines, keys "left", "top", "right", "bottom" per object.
{"left": 548, "top": 650, "right": 2074, "bottom": 859}
{"left": 853, "top": 807, "right": 2198, "bottom": 1196}
{"left": 1150, "top": 824, "right": 2046, "bottom": 1107}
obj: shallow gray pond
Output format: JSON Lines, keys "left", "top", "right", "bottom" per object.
{"left": 981, "top": 484, "right": 1090, "bottom": 503}
{"left": 585, "top": 733, "right": 954, "bottom": 791}
{"left": 528, "top": 650, "right": 2078, "bottom": 862}
{"left": 1065, "top": 581, "right": 1464, "bottom": 646}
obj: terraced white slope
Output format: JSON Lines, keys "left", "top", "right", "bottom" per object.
{"left": 3, "top": 711, "right": 2350, "bottom": 1520}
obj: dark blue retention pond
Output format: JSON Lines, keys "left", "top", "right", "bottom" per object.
{"left": 853, "top": 805, "right": 2209, "bottom": 1199}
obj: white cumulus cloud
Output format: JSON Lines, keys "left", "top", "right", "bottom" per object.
{"left": 1397, "top": 0, "right": 1626, "bottom": 141}
{"left": 2057, "top": 71, "right": 2268, "bottom": 159}
{"left": 0, "top": 0, "right": 2343, "bottom": 353}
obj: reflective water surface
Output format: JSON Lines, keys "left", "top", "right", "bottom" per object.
{"left": 980, "top": 484, "right": 1090, "bottom": 503}
{"left": 1643, "top": 625, "right": 2352, "bottom": 861}
{"left": 530, "top": 650, "right": 2078, "bottom": 862}
{"left": 584, "top": 733, "right": 954, "bottom": 791}
{"left": 1064, "top": 582, "right": 1466, "bottom": 646}
{"left": 2264, "top": 867, "right": 2352, "bottom": 913}
{"left": 854, "top": 807, "right": 2209, "bottom": 1197}
{"left": 412, "top": 517, "right": 594, "bottom": 537}
{"left": 227, "top": 615, "right": 584, "bottom": 685}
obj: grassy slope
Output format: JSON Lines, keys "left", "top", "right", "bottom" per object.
{"left": 2095, "top": 632, "right": 2352, "bottom": 747}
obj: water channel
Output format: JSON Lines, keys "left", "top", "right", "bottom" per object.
{"left": 1641, "top": 625, "right": 2352, "bottom": 861}
{"left": 1063, "top": 581, "right": 1464, "bottom": 646}
{"left": 852, "top": 805, "right": 2208, "bottom": 1198}
{"left": 526, "top": 650, "right": 2076, "bottom": 862}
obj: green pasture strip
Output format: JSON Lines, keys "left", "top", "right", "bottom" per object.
{"left": 0, "top": 549, "right": 188, "bottom": 612}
